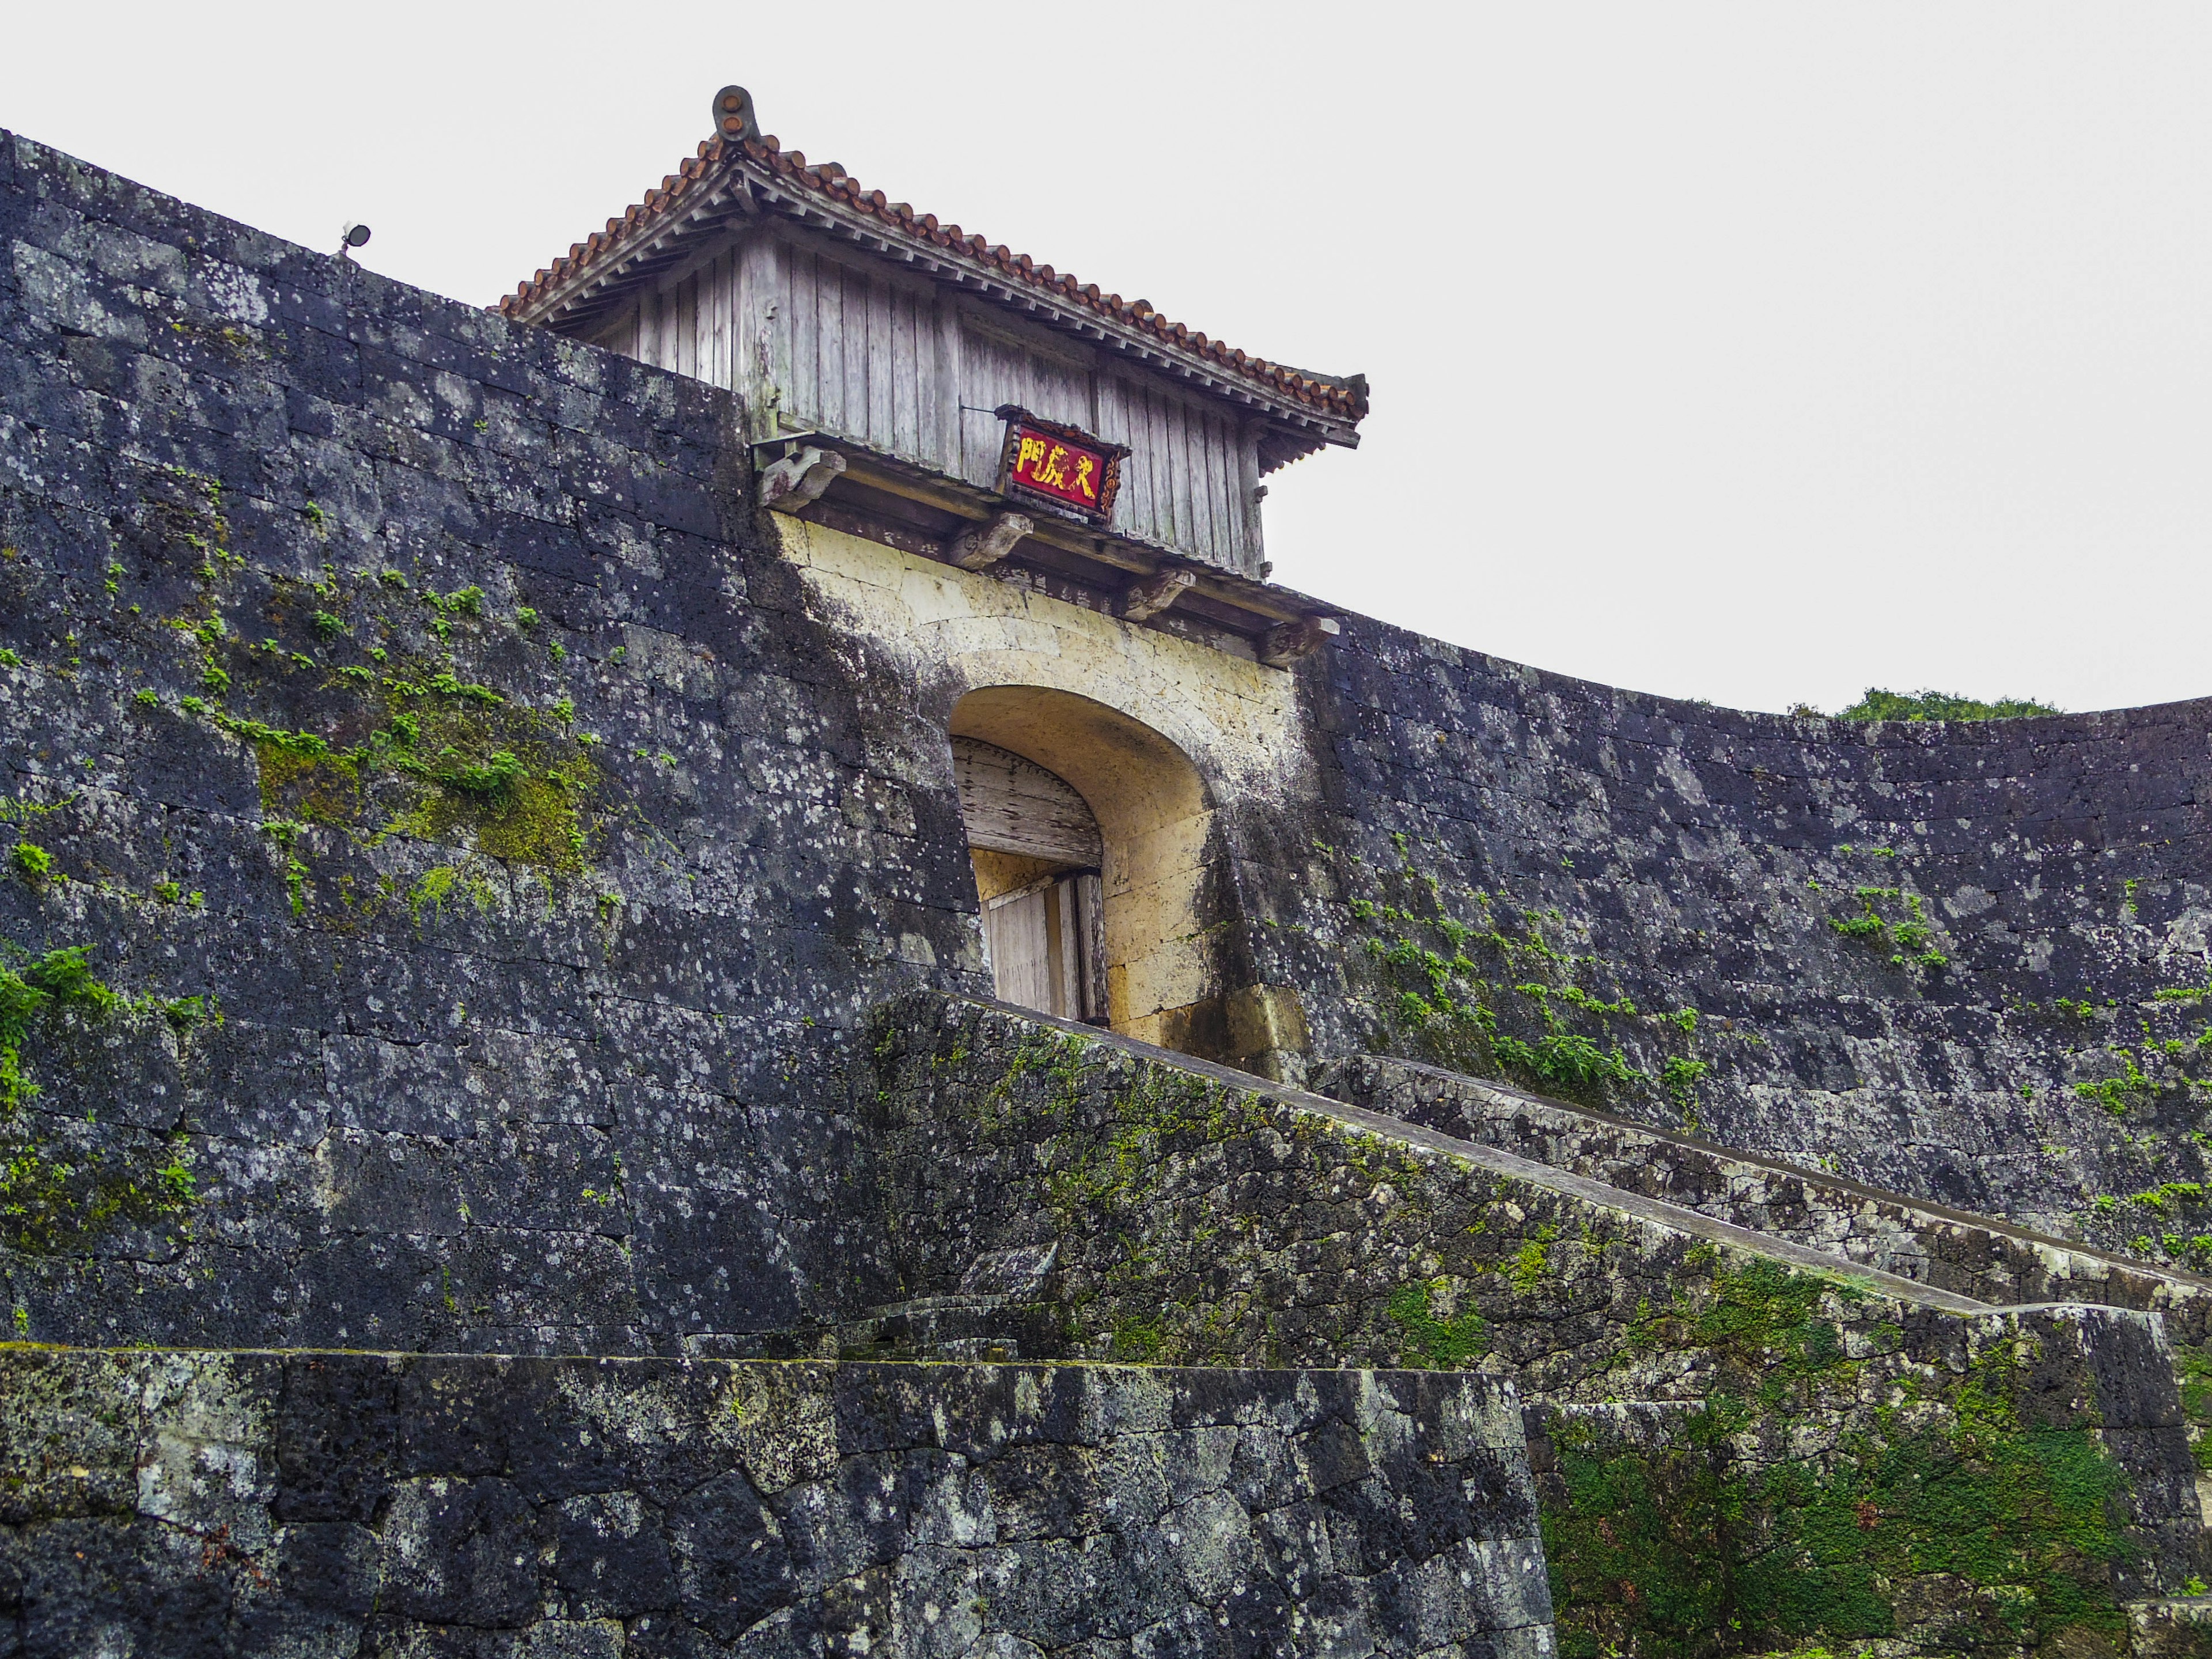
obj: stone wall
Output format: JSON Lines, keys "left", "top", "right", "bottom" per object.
{"left": 1317, "top": 1051, "right": 2212, "bottom": 1336}
{"left": 13, "top": 116, "right": 2212, "bottom": 1656}
{"left": 0, "top": 130, "right": 991, "bottom": 1352}
{"left": 1241, "top": 624, "right": 2212, "bottom": 1255}
{"left": 863, "top": 993, "right": 2211, "bottom": 1652}
{"left": 0, "top": 1347, "right": 1551, "bottom": 1656}
{"left": 13, "top": 119, "right": 2212, "bottom": 1354}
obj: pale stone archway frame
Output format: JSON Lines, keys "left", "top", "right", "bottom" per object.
{"left": 950, "top": 684, "right": 1213, "bottom": 1044}
{"left": 777, "top": 516, "right": 1323, "bottom": 1060}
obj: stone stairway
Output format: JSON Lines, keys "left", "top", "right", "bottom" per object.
{"left": 1309, "top": 1050, "right": 2212, "bottom": 1653}
{"left": 840, "top": 1051, "right": 2008, "bottom": 1357}
{"left": 1310, "top": 1051, "right": 2212, "bottom": 1339}
{"left": 862, "top": 993, "right": 2212, "bottom": 1654}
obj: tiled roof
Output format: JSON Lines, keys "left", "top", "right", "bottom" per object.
{"left": 499, "top": 130, "right": 1367, "bottom": 428}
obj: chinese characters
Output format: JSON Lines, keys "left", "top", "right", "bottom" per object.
{"left": 1010, "top": 425, "right": 1108, "bottom": 512}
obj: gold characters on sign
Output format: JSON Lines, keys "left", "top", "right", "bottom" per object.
{"left": 1016, "top": 434, "right": 1099, "bottom": 501}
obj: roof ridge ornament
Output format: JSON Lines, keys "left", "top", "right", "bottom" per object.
{"left": 713, "top": 85, "right": 760, "bottom": 145}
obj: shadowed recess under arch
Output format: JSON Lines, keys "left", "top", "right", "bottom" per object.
{"left": 949, "top": 684, "right": 1224, "bottom": 1054}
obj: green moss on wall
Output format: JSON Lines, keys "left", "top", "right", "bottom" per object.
{"left": 0, "top": 942, "right": 202, "bottom": 1259}
{"left": 141, "top": 559, "right": 619, "bottom": 924}
{"left": 219, "top": 660, "right": 603, "bottom": 872}
{"left": 1548, "top": 1264, "right": 2136, "bottom": 1658}
{"left": 1335, "top": 833, "right": 1714, "bottom": 1120}
{"left": 1386, "top": 1277, "right": 1488, "bottom": 1368}
{"left": 1546, "top": 1408, "right": 2131, "bottom": 1658}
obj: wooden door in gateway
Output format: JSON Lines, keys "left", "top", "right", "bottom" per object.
{"left": 982, "top": 872, "right": 1101, "bottom": 1023}
{"left": 955, "top": 737, "right": 1108, "bottom": 1024}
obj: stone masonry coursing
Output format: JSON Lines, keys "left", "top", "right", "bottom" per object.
{"left": 0, "top": 1347, "right": 1551, "bottom": 1656}
{"left": 1247, "top": 637, "right": 2212, "bottom": 1257}
{"left": 0, "top": 130, "right": 990, "bottom": 1353}
{"left": 8, "top": 120, "right": 2212, "bottom": 1351}
{"left": 10, "top": 119, "right": 2212, "bottom": 1657}
{"left": 862, "top": 994, "right": 2212, "bottom": 1655}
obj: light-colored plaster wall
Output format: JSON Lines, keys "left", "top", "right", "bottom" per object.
{"left": 775, "top": 516, "right": 1318, "bottom": 1042}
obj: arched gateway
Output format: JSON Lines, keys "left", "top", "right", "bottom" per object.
{"left": 949, "top": 686, "right": 1215, "bottom": 1047}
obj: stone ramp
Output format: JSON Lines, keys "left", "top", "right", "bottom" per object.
{"left": 1287, "top": 1082, "right": 1997, "bottom": 1314}
{"left": 840, "top": 1002, "right": 2009, "bottom": 1362}
{"left": 1316, "top": 1051, "right": 2212, "bottom": 1336}
{"left": 922, "top": 995, "right": 2002, "bottom": 1321}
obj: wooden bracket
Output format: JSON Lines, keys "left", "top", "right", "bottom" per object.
{"left": 948, "top": 510, "right": 1032, "bottom": 570}
{"left": 1120, "top": 567, "right": 1196, "bottom": 623}
{"left": 1257, "top": 615, "right": 1340, "bottom": 668}
{"left": 758, "top": 446, "right": 847, "bottom": 513}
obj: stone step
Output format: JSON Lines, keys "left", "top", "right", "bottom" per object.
{"left": 1316, "top": 1052, "right": 2212, "bottom": 1342}
{"left": 1287, "top": 1070, "right": 2001, "bottom": 1317}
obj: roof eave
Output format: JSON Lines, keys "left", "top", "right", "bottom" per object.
{"left": 509, "top": 151, "right": 1364, "bottom": 450}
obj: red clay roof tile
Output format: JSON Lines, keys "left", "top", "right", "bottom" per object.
{"left": 500, "top": 130, "right": 1366, "bottom": 427}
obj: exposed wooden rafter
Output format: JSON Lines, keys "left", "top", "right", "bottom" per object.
{"left": 1120, "top": 568, "right": 1196, "bottom": 623}
{"left": 949, "top": 512, "right": 1033, "bottom": 571}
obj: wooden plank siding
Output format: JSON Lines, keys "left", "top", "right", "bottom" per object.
{"left": 953, "top": 737, "right": 1102, "bottom": 866}
{"left": 613, "top": 224, "right": 1268, "bottom": 577}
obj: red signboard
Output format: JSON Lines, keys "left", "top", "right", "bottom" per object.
{"left": 995, "top": 406, "right": 1126, "bottom": 524}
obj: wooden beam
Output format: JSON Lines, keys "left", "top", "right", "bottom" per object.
{"left": 826, "top": 452, "right": 1315, "bottom": 627}
{"left": 949, "top": 511, "right": 1032, "bottom": 571}
{"left": 1016, "top": 519, "right": 1150, "bottom": 577}
{"left": 1120, "top": 567, "right": 1195, "bottom": 623}
{"left": 759, "top": 446, "right": 847, "bottom": 511}
{"left": 836, "top": 454, "right": 993, "bottom": 523}
{"left": 1257, "top": 615, "right": 1341, "bottom": 668}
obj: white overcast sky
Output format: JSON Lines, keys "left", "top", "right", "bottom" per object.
{"left": 5, "top": 2, "right": 2207, "bottom": 716}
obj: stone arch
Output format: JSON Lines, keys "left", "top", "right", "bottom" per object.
{"left": 950, "top": 685, "right": 1219, "bottom": 1052}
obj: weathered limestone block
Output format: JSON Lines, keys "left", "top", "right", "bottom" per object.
{"left": 0, "top": 1347, "right": 1553, "bottom": 1657}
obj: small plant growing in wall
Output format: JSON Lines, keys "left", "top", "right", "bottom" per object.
{"left": 1335, "top": 832, "right": 1712, "bottom": 1116}
{"left": 1828, "top": 885, "right": 1948, "bottom": 969}
{"left": 0, "top": 941, "right": 206, "bottom": 1252}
